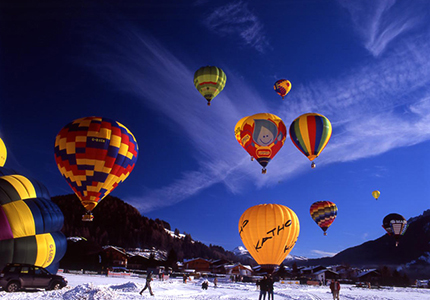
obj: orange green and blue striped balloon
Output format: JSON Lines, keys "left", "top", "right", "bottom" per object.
{"left": 0, "top": 174, "right": 67, "bottom": 269}
{"left": 193, "top": 66, "right": 227, "bottom": 106}
{"left": 54, "top": 117, "right": 139, "bottom": 214}
{"left": 274, "top": 79, "right": 291, "bottom": 99}
{"left": 310, "top": 200, "right": 337, "bottom": 235}
{"left": 289, "top": 113, "right": 332, "bottom": 164}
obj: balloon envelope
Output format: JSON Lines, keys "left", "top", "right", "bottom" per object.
{"left": 289, "top": 113, "right": 332, "bottom": 167}
{"left": 239, "top": 113, "right": 287, "bottom": 173}
{"left": 310, "top": 201, "right": 338, "bottom": 235}
{"left": 0, "top": 138, "right": 6, "bottom": 167}
{"left": 193, "top": 66, "right": 227, "bottom": 106}
{"left": 239, "top": 204, "right": 300, "bottom": 267}
{"left": 372, "top": 190, "right": 380, "bottom": 200}
{"left": 382, "top": 213, "right": 407, "bottom": 246}
{"left": 273, "top": 79, "right": 292, "bottom": 99}
{"left": 54, "top": 117, "right": 139, "bottom": 218}
{"left": 0, "top": 174, "right": 67, "bottom": 269}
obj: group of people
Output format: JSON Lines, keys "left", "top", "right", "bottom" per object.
{"left": 257, "top": 275, "right": 274, "bottom": 300}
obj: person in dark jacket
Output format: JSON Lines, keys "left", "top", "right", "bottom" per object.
{"left": 267, "top": 274, "right": 274, "bottom": 300}
{"left": 330, "top": 280, "right": 340, "bottom": 300}
{"left": 258, "top": 275, "right": 268, "bottom": 300}
{"left": 140, "top": 271, "right": 154, "bottom": 296}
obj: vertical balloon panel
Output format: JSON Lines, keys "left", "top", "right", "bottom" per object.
{"left": 0, "top": 174, "right": 66, "bottom": 270}
{"left": 239, "top": 204, "right": 300, "bottom": 266}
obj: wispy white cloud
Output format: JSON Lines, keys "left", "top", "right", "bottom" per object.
{"left": 337, "top": 0, "right": 427, "bottom": 56}
{"left": 93, "top": 23, "right": 430, "bottom": 213}
{"left": 311, "top": 249, "right": 337, "bottom": 257}
{"left": 203, "top": 1, "right": 269, "bottom": 53}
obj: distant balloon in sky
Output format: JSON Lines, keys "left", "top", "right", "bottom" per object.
{"left": 0, "top": 138, "right": 6, "bottom": 167}
{"left": 239, "top": 113, "right": 287, "bottom": 173}
{"left": 289, "top": 113, "right": 332, "bottom": 168}
{"left": 372, "top": 190, "right": 380, "bottom": 200}
{"left": 54, "top": 116, "right": 139, "bottom": 221}
{"left": 310, "top": 201, "right": 338, "bottom": 235}
{"left": 239, "top": 204, "right": 300, "bottom": 271}
{"left": 193, "top": 66, "right": 227, "bottom": 106}
{"left": 382, "top": 213, "right": 407, "bottom": 247}
{"left": 0, "top": 174, "right": 67, "bottom": 269}
{"left": 273, "top": 79, "right": 292, "bottom": 100}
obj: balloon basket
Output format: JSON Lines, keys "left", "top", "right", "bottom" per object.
{"left": 262, "top": 168, "right": 267, "bottom": 174}
{"left": 82, "top": 212, "right": 94, "bottom": 222}
{"left": 324, "top": 232, "right": 327, "bottom": 236}
{"left": 311, "top": 162, "right": 316, "bottom": 169}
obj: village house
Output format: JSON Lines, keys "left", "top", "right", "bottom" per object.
{"left": 225, "top": 263, "right": 253, "bottom": 277}
{"left": 101, "top": 246, "right": 128, "bottom": 269}
{"left": 182, "top": 258, "right": 211, "bottom": 273}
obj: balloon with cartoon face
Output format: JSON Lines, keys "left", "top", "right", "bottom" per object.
{"left": 239, "top": 113, "right": 286, "bottom": 173}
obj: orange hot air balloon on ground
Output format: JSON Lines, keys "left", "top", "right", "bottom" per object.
{"left": 239, "top": 204, "right": 300, "bottom": 273}
{"left": 54, "top": 117, "right": 139, "bottom": 221}
{"left": 239, "top": 113, "right": 286, "bottom": 173}
{"left": 289, "top": 113, "right": 332, "bottom": 168}
{"left": 274, "top": 79, "right": 292, "bottom": 100}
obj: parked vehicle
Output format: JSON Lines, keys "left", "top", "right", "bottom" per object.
{"left": 0, "top": 263, "right": 67, "bottom": 292}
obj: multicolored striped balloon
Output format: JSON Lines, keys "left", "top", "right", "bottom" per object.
{"left": 54, "top": 117, "right": 139, "bottom": 220}
{"left": 193, "top": 66, "right": 227, "bottom": 106}
{"left": 289, "top": 113, "right": 332, "bottom": 168}
{"left": 310, "top": 201, "right": 337, "bottom": 235}
{"left": 0, "top": 174, "right": 66, "bottom": 269}
{"left": 273, "top": 79, "right": 292, "bottom": 99}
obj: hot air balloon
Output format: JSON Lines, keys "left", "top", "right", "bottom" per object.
{"left": 0, "top": 174, "right": 67, "bottom": 270}
{"left": 193, "top": 66, "right": 227, "bottom": 106}
{"left": 382, "top": 213, "right": 407, "bottom": 247}
{"left": 0, "top": 138, "right": 6, "bottom": 167}
{"left": 239, "top": 113, "right": 287, "bottom": 173}
{"left": 274, "top": 79, "right": 292, "bottom": 100}
{"left": 235, "top": 116, "right": 254, "bottom": 161}
{"left": 239, "top": 204, "right": 300, "bottom": 273}
{"left": 310, "top": 201, "right": 338, "bottom": 235}
{"left": 289, "top": 113, "right": 332, "bottom": 168}
{"left": 372, "top": 190, "right": 380, "bottom": 200}
{"left": 54, "top": 116, "right": 139, "bottom": 221}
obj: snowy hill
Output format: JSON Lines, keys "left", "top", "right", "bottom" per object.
{"left": 232, "top": 246, "right": 308, "bottom": 263}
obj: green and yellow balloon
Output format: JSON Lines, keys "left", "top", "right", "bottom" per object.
{"left": 193, "top": 66, "right": 227, "bottom": 106}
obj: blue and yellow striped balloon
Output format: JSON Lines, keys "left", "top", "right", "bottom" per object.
{"left": 310, "top": 200, "right": 337, "bottom": 235}
{"left": 289, "top": 113, "right": 332, "bottom": 168}
{"left": 0, "top": 174, "right": 67, "bottom": 269}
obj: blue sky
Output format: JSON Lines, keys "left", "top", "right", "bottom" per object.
{"left": 1, "top": 0, "right": 430, "bottom": 259}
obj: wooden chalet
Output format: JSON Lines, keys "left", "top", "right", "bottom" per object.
{"left": 182, "top": 258, "right": 211, "bottom": 273}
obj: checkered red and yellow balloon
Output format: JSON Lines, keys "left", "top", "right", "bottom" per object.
{"left": 54, "top": 117, "right": 139, "bottom": 218}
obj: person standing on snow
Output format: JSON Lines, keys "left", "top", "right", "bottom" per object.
{"left": 140, "top": 271, "right": 154, "bottom": 296}
{"left": 258, "top": 275, "right": 268, "bottom": 300}
{"left": 267, "top": 274, "right": 274, "bottom": 300}
{"left": 330, "top": 279, "right": 341, "bottom": 300}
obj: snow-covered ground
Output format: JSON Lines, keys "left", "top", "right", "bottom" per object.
{"left": 0, "top": 272, "right": 429, "bottom": 299}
